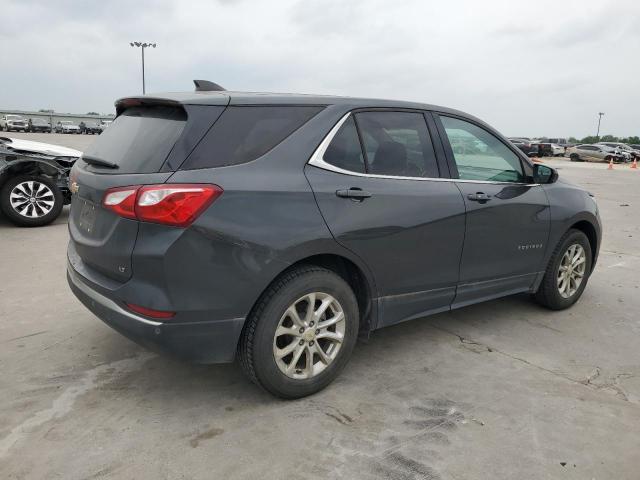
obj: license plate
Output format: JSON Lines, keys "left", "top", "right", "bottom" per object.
{"left": 79, "top": 200, "right": 97, "bottom": 234}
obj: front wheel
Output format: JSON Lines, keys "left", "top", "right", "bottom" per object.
{"left": 535, "top": 229, "right": 592, "bottom": 310}
{"left": 0, "top": 175, "right": 64, "bottom": 227}
{"left": 238, "top": 265, "right": 359, "bottom": 399}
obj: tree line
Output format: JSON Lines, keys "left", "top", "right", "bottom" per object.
{"left": 568, "top": 135, "right": 640, "bottom": 145}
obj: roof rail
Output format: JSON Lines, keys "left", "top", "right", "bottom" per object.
{"left": 193, "top": 80, "right": 226, "bottom": 92}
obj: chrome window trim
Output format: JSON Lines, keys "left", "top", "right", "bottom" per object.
{"left": 307, "top": 112, "right": 540, "bottom": 187}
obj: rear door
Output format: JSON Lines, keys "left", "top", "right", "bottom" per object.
{"left": 68, "top": 102, "right": 225, "bottom": 283}
{"left": 435, "top": 114, "right": 550, "bottom": 307}
{"left": 305, "top": 110, "right": 466, "bottom": 328}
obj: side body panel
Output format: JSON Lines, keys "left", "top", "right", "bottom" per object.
{"left": 431, "top": 112, "right": 551, "bottom": 307}
{"left": 452, "top": 182, "right": 550, "bottom": 306}
{"left": 305, "top": 165, "right": 466, "bottom": 327}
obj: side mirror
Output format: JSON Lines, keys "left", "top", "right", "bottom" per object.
{"left": 533, "top": 163, "right": 558, "bottom": 184}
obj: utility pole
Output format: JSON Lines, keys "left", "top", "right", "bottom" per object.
{"left": 596, "top": 112, "right": 605, "bottom": 139}
{"left": 129, "top": 42, "right": 157, "bottom": 94}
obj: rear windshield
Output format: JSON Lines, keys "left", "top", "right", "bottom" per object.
{"left": 83, "top": 106, "right": 186, "bottom": 174}
{"left": 180, "top": 105, "right": 323, "bottom": 170}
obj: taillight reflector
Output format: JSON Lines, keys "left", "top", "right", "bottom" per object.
{"left": 102, "top": 184, "right": 222, "bottom": 227}
{"left": 126, "top": 302, "right": 175, "bottom": 319}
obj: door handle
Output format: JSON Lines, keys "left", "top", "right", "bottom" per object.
{"left": 467, "top": 192, "right": 491, "bottom": 202}
{"left": 336, "top": 188, "right": 372, "bottom": 200}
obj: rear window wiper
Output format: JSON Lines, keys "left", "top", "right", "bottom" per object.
{"left": 82, "top": 154, "right": 119, "bottom": 169}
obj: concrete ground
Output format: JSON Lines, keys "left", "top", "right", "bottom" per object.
{"left": 1, "top": 132, "right": 639, "bottom": 479}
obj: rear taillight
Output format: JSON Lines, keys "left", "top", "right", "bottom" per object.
{"left": 103, "top": 187, "right": 138, "bottom": 220}
{"left": 102, "top": 184, "right": 222, "bottom": 227}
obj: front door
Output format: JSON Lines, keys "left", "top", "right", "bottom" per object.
{"left": 436, "top": 114, "right": 550, "bottom": 307}
{"left": 305, "top": 110, "right": 466, "bottom": 327}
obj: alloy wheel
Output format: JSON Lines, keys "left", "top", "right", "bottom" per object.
{"left": 557, "top": 244, "right": 586, "bottom": 298}
{"left": 273, "top": 292, "right": 346, "bottom": 379}
{"left": 9, "top": 181, "right": 55, "bottom": 218}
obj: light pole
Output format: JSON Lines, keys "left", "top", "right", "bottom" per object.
{"left": 596, "top": 112, "right": 605, "bottom": 139}
{"left": 130, "top": 42, "right": 156, "bottom": 94}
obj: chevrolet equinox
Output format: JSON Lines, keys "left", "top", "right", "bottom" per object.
{"left": 67, "top": 85, "right": 601, "bottom": 398}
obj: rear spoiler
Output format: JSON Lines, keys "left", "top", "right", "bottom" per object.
{"left": 193, "top": 80, "right": 225, "bottom": 92}
{"left": 114, "top": 97, "right": 183, "bottom": 116}
{"left": 114, "top": 80, "right": 226, "bottom": 115}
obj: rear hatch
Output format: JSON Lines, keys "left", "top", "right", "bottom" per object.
{"left": 68, "top": 98, "right": 226, "bottom": 283}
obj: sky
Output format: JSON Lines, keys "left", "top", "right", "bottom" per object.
{"left": 1, "top": 0, "right": 638, "bottom": 138}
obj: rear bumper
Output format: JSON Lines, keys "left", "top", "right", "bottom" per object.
{"left": 67, "top": 262, "right": 245, "bottom": 364}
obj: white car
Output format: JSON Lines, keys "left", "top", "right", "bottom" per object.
{"left": 55, "top": 121, "right": 81, "bottom": 134}
{"left": 550, "top": 143, "right": 565, "bottom": 156}
{"left": 596, "top": 142, "right": 638, "bottom": 161}
{"left": 598, "top": 144, "right": 632, "bottom": 162}
{"left": 0, "top": 137, "right": 81, "bottom": 226}
{"left": 0, "top": 114, "right": 28, "bottom": 132}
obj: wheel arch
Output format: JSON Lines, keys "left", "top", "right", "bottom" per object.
{"left": 1, "top": 159, "right": 65, "bottom": 177}
{"left": 570, "top": 220, "right": 599, "bottom": 272}
{"left": 245, "top": 252, "right": 378, "bottom": 341}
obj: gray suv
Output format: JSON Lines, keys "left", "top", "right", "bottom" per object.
{"left": 67, "top": 88, "right": 601, "bottom": 398}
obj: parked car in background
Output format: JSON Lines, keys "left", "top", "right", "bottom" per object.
{"left": 0, "top": 137, "right": 81, "bottom": 226}
{"left": 566, "top": 144, "right": 624, "bottom": 163}
{"left": 596, "top": 142, "right": 639, "bottom": 160}
{"left": 79, "top": 121, "right": 101, "bottom": 134}
{"left": 66, "top": 88, "right": 601, "bottom": 398}
{"left": 27, "top": 118, "right": 52, "bottom": 133}
{"left": 0, "top": 115, "right": 28, "bottom": 132}
{"left": 98, "top": 120, "right": 113, "bottom": 132}
{"left": 547, "top": 138, "right": 569, "bottom": 146}
{"left": 55, "top": 121, "right": 81, "bottom": 134}
{"left": 535, "top": 143, "right": 555, "bottom": 157}
{"left": 630, "top": 145, "right": 640, "bottom": 152}
{"left": 536, "top": 143, "right": 565, "bottom": 156}
{"left": 508, "top": 138, "right": 539, "bottom": 157}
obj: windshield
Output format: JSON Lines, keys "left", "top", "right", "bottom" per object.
{"left": 32, "top": 119, "right": 47, "bottom": 124}
{"left": 7, "top": 115, "right": 23, "bottom": 120}
{"left": 61, "top": 121, "right": 74, "bottom": 125}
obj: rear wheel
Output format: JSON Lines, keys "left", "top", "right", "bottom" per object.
{"left": 0, "top": 175, "right": 64, "bottom": 227}
{"left": 238, "top": 265, "right": 359, "bottom": 399}
{"left": 535, "top": 229, "right": 592, "bottom": 310}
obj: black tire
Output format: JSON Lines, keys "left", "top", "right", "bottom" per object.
{"left": 569, "top": 153, "right": 580, "bottom": 162}
{"left": 535, "top": 229, "right": 592, "bottom": 310}
{"left": 238, "top": 265, "right": 359, "bottom": 399}
{"left": 0, "top": 175, "right": 64, "bottom": 227}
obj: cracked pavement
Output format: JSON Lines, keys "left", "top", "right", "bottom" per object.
{"left": 1, "top": 135, "right": 639, "bottom": 480}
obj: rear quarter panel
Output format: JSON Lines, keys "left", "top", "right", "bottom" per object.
{"left": 161, "top": 105, "right": 377, "bottom": 322}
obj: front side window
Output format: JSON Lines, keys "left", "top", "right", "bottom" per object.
{"left": 440, "top": 116, "right": 525, "bottom": 183}
{"left": 322, "top": 117, "right": 365, "bottom": 173}
{"left": 355, "top": 111, "right": 439, "bottom": 178}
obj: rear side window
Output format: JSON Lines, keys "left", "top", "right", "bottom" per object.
{"left": 355, "top": 111, "right": 440, "bottom": 178}
{"left": 181, "top": 106, "right": 324, "bottom": 170}
{"left": 83, "top": 106, "right": 186, "bottom": 174}
{"left": 322, "top": 117, "right": 366, "bottom": 173}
